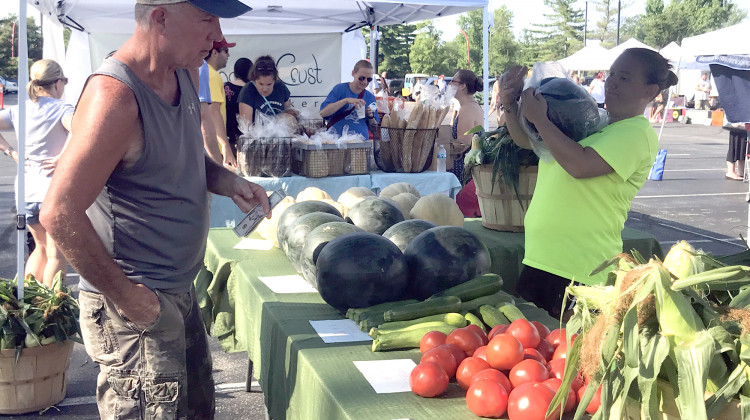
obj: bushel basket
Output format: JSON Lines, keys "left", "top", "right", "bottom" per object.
{"left": 237, "top": 135, "right": 292, "bottom": 178}
{"left": 472, "top": 164, "right": 537, "bottom": 232}
{"left": 375, "top": 126, "right": 438, "bottom": 173}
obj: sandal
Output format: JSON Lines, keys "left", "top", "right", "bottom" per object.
{"left": 725, "top": 174, "right": 744, "bottom": 181}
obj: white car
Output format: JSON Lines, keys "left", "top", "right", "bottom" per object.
{"left": 0, "top": 76, "right": 18, "bottom": 94}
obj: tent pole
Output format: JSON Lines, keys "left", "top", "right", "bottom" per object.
{"left": 482, "top": 5, "right": 489, "bottom": 130}
{"left": 16, "top": 0, "right": 29, "bottom": 299}
{"left": 369, "top": 26, "right": 377, "bottom": 91}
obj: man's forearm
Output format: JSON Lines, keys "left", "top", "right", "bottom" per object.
{"left": 209, "top": 103, "right": 231, "bottom": 151}
{"left": 205, "top": 154, "right": 237, "bottom": 196}
{"left": 201, "top": 103, "right": 222, "bottom": 164}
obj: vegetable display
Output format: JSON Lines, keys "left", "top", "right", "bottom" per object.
{"left": 277, "top": 200, "right": 342, "bottom": 256}
{"left": 300, "top": 222, "right": 363, "bottom": 286}
{"left": 283, "top": 212, "right": 344, "bottom": 273}
{"left": 382, "top": 219, "right": 437, "bottom": 253}
{"left": 345, "top": 198, "right": 405, "bottom": 235}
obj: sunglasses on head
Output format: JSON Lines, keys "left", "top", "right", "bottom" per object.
{"left": 256, "top": 65, "right": 275, "bottom": 72}
{"left": 358, "top": 76, "right": 373, "bottom": 82}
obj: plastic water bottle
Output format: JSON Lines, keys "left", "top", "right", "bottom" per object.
{"left": 436, "top": 145, "right": 447, "bottom": 172}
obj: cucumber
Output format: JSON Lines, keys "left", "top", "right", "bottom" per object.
{"left": 347, "top": 299, "right": 419, "bottom": 323}
{"left": 464, "top": 312, "right": 487, "bottom": 332}
{"left": 460, "top": 290, "right": 516, "bottom": 314}
{"left": 383, "top": 296, "right": 462, "bottom": 322}
{"left": 370, "top": 320, "right": 461, "bottom": 338}
{"left": 479, "top": 305, "right": 509, "bottom": 327}
{"left": 371, "top": 323, "right": 459, "bottom": 351}
{"left": 498, "top": 303, "right": 526, "bottom": 321}
{"left": 430, "top": 274, "right": 503, "bottom": 301}
{"left": 377, "top": 313, "right": 467, "bottom": 332}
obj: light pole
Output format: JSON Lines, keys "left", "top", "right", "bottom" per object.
{"left": 459, "top": 29, "right": 471, "bottom": 68}
{"left": 584, "top": 1, "right": 588, "bottom": 47}
{"left": 616, "top": 0, "right": 621, "bottom": 46}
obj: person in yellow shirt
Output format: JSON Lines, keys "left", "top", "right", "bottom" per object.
{"left": 205, "top": 37, "right": 236, "bottom": 167}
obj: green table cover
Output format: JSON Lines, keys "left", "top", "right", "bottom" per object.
{"left": 194, "top": 220, "right": 663, "bottom": 419}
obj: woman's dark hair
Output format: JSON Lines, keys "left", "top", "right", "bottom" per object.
{"left": 233, "top": 58, "right": 253, "bottom": 83}
{"left": 250, "top": 55, "right": 278, "bottom": 81}
{"left": 622, "top": 48, "right": 679, "bottom": 92}
{"left": 454, "top": 69, "right": 482, "bottom": 95}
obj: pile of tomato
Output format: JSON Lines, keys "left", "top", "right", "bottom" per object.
{"left": 409, "top": 319, "right": 602, "bottom": 419}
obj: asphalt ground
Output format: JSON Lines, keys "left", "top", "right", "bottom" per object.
{"left": 0, "top": 94, "right": 747, "bottom": 419}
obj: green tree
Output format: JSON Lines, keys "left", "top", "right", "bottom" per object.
{"left": 409, "top": 21, "right": 454, "bottom": 75}
{"left": 451, "top": 7, "right": 519, "bottom": 76}
{"left": 0, "top": 14, "right": 43, "bottom": 78}
{"left": 363, "top": 24, "right": 416, "bottom": 79}
{"left": 526, "top": 0, "right": 585, "bottom": 62}
{"left": 591, "top": 0, "right": 633, "bottom": 47}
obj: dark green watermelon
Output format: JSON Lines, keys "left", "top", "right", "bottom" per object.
{"left": 382, "top": 219, "right": 438, "bottom": 253}
{"left": 405, "top": 226, "right": 492, "bottom": 299}
{"left": 316, "top": 232, "right": 409, "bottom": 311}
{"left": 300, "top": 222, "right": 363, "bottom": 286}
{"left": 345, "top": 198, "right": 404, "bottom": 235}
{"left": 285, "top": 212, "right": 345, "bottom": 273}
{"left": 277, "top": 201, "right": 342, "bottom": 256}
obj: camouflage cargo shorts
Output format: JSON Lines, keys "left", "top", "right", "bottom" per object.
{"left": 78, "top": 287, "right": 214, "bottom": 419}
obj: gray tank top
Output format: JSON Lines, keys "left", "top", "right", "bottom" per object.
{"left": 80, "top": 58, "right": 209, "bottom": 293}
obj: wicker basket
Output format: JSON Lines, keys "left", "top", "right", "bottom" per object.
{"left": 299, "top": 119, "right": 326, "bottom": 137}
{"left": 344, "top": 142, "right": 372, "bottom": 175}
{"left": 237, "top": 136, "right": 292, "bottom": 178}
{"left": 472, "top": 164, "right": 537, "bottom": 232}
{"left": 0, "top": 340, "right": 73, "bottom": 414}
{"left": 375, "top": 126, "right": 438, "bottom": 173}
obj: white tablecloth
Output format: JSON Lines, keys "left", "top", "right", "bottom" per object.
{"left": 210, "top": 171, "right": 461, "bottom": 228}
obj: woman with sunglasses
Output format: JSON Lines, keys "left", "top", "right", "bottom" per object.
{"left": 499, "top": 48, "right": 677, "bottom": 318}
{"left": 0, "top": 59, "right": 73, "bottom": 287}
{"left": 320, "top": 60, "right": 379, "bottom": 139}
{"left": 448, "top": 69, "right": 483, "bottom": 183}
{"left": 238, "top": 55, "right": 296, "bottom": 124}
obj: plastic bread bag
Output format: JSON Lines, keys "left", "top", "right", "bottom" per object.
{"left": 518, "top": 62, "right": 609, "bottom": 163}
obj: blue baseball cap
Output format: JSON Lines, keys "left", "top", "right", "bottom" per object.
{"left": 136, "top": 0, "right": 252, "bottom": 19}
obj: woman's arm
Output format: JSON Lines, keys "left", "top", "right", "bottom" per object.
{"left": 239, "top": 102, "right": 254, "bottom": 125}
{"left": 283, "top": 100, "right": 299, "bottom": 117}
{"left": 499, "top": 67, "right": 532, "bottom": 149}
{"left": 521, "top": 89, "right": 612, "bottom": 178}
{"left": 320, "top": 97, "right": 361, "bottom": 118}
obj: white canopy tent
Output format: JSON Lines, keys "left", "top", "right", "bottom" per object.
{"left": 681, "top": 20, "right": 750, "bottom": 56}
{"left": 605, "top": 38, "right": 657, "bottom": 64}
{"left": 15, "top": 0, "right": 492, "bottom": 288}
{"left": 557, "top": 43, "right": 611, "bottom": 71}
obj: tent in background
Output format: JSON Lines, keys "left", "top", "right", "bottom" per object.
{"left": 605, "top": 38, "right": 656, "bottom": 63}
{"left": 681, "top": 20, "right": 750, "bottom": 56}
{"left": 558, "top": 43, "right": 610, "bottom": 71}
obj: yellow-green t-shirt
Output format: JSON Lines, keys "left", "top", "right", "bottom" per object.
{"left": 522, "top": 115, "right": 658, "bottom": 285}
{"left": 208, "top": 63, "right": 226, "bottom": 124}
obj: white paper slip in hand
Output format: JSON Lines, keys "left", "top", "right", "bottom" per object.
{"left": 233, "top": 238, "right": 274, "bottom": 251}
{"left": 258, "top": 274, "right": 317, "bottom": 294}
{"left": 309, "top": 319, "right": 372, "bottom": 343}
{"left": 353, "top": 359, "right": 417, "bottom": 394}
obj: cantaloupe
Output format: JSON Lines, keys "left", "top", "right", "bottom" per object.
{"left": 409, "top": 193, "right": 464, "bottom": 227}
{"left": 257, "top": 196, "right": 296, "bottom": 247}
{"left": 379, "top": 182, "right": 420, "bottom": 199}
{"left": 296, "top": 187, "right": 332, "bottom": 202}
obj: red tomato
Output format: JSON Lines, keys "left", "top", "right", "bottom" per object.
{"left": 531, "top": 321, "right": 551, "bottom": 339}
{"left": 420, "top": 347, "right": 458, "bottom": 378}
{"left": 543, "top": 378, "right": 576, "bottom": 413}
{"left": 535, "top": 339, "right": 555, "bottom": 361}
{"left": 465, "top": 324, "right": 489, "bottom": 345}
{"left": 547, "top": 359, "right": 584, "bottom": 392}
{"left": 546, "top": 328, "right": 566, "bottom": 347}
{"left": 420, "top": 331, "right": 448, "bottom": 354}
{"left": 437, "top": 344, "right": 466, "bottom": 366}
{"left": 456, "top": 356, "right": 491, "bottom": 390}
{"left": 446, "top": 327, "right": 485, "bottom": 357}
{"left": 472, "top": 345, "right": 488, "bottom": 361}
{"left": 466, "top": 379, "right": 509, "bottom": 418}
{"left": 471, "top": 368, "right": 513, "bottom": 393}
{"left": 486, "top": 334, "right": 524, "bottom": 370}
{"left": 577, "top": 383, "right": 602, "bottom": 414}
{"left": 552, "top": 341, "right": 571, "bottom": 360}
{"left": 522, "top": 348, "right": 546, "bottom": 364}
{"left": 508, "top": 359, "right": 549, "bottom": 388}
{"left": 507, "top": 319, "right": 541, "bottom": 349}
{"left": 487, "top": 324, "right": 509, "bottom": 340}
{"left": 409, "top": 362, "right": 449, "bottom": 398}
{"left": 507, "top": 382, "right": 559, "bottom": 420}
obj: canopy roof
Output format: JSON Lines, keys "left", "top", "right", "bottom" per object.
{"left": 681, "top": 20, "right": 750, "bottom": 57}
{"left": 35, "top": 0, "right": 487, "bottom": 34}
{"left": 558, "top": 43, "right": 610, "bottom": 71}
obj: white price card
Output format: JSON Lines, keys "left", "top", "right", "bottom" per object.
{"left": 258, "top": 275, "right": 317, "bottom": 294}
{"left": 353, "top": 359, "right": 417, "bottom": 394}
{"left": 309, "top": 319, "right": 372, "bottom": 343}
{"left": 233, "top": 238, "right": 274, "bottom": 251}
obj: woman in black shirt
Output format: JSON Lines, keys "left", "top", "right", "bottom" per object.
{"left": 224, "top": 57, "right": 252, "bottom": 156}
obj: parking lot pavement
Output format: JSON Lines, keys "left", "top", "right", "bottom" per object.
{"left": 0, "top": 94, "right": 747, "bottom": 418}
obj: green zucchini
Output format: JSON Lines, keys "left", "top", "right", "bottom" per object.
{"left": 376, "top": 313, "right": 467, "bottom": 332}
{"left": 430, "top": 274, "right": 503, "bottom": 301}
{"left": 347, "top": 299, "right": 419, "bottom": 323}
{"left": 371, "top": 323, "right": 459, "bottom": 351}
{"left": 370, "top": 320, "right": 461, "bottom": 338}
{"left": 479, "top": 305, "right": 509, "bottom": 327}
{"left": 383, "top": 296, "right": 462, "bottom": 322}
{"left": 498, "top": 303, "right": 526, "bottom": 321}
{"left": 460, "top": 290, "right": 516, "bottom": 314}
{"left": 464, "top": 312, "right": 487, "bottom": 332}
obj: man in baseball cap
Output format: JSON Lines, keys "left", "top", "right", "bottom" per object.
{"left": 41, "top": 1, "right": 269, "bottom": 419}
{"left": 136, "top": 0, "right": 251, "bottom": 18}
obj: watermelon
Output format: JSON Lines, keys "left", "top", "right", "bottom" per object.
{"left": 284, "top": 212, "right": 345, "bottom": 273}
{"left": 277, "top": 201, "right": 342, "bottom": 256}
{"left": 316, "top": 232, "right": 409, "bottom": 311}
{"left": 382, "top": 219, "right": 437, "bottom": 253}
{"left": 405, "top": 226, "right": 492, "bottom": 299}
{"left": 300, "top": 222, "right": 363, "bottom": 286}
{"left": 345, "top": 198, "right": 404, "bottom": 235}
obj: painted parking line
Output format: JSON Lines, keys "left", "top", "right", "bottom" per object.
{"left": 663, "top": 168, "right": 723, "bottom": 171}
{"left": 635, "top": 192, "right": 746, "bottom": 199}
{"left": 55, "top": 381, "right": 261, "bottom": 407}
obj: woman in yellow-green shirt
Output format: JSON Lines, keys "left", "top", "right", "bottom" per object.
{"left": 500, "top": 48, "right": 678, "bottom": 318}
